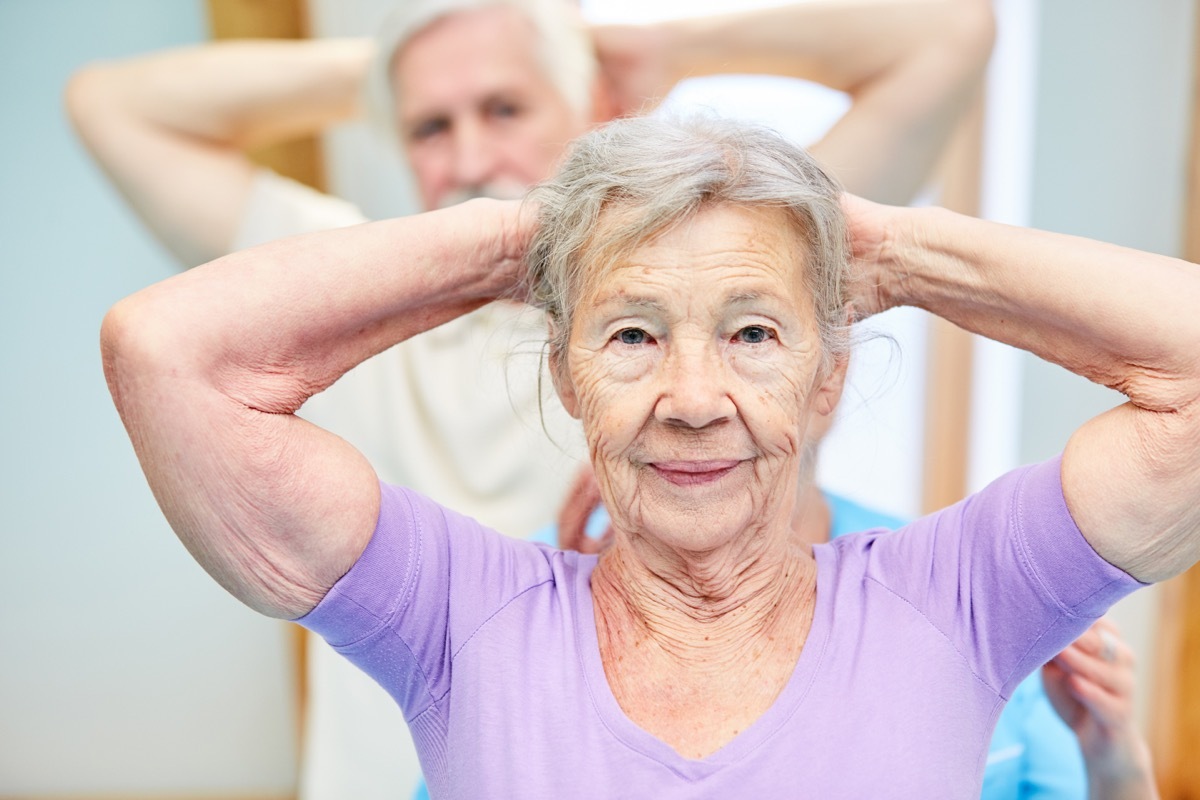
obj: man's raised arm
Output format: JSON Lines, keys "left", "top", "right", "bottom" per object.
{"left": 66, "top": 38, "right": 372, "bottom": 266}
{"left": 595, "top": 0, "right": 995, "bottom": 205}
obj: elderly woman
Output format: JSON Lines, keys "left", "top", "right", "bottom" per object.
{"left": 102, "top": 116, "right": 1198, "bottom": 797}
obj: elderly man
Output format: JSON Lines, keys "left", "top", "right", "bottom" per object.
{"left": 68, "top": 1, "right": 997, "bottom": 797}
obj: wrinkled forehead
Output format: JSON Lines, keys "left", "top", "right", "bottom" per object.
{"left": 574, "top": 203, "right": 813, "bottom": 308}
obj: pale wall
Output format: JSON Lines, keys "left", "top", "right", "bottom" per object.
{"left": 0, "top": 2, "right": 297, "bottom": 795}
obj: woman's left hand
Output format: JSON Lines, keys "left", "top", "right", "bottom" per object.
{"left": 840, "top": 193, "right": 910, "bottom": 322}
{"left": 1042, "top": 620, "right": 1160, "bottom": 798}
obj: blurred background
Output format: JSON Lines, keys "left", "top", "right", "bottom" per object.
{"left": 1, "top": 0, "right": 1197, "bottom": 797}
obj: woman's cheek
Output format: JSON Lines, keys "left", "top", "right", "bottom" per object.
{"left": 731, "top": 359, "right": 811, "bottom": 460}
{"left": 572, "top": 353, "right": 655, "bottom": 443}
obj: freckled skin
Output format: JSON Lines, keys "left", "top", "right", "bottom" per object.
{"left": 552, "top": 204, "right": 848, "bottom": 759}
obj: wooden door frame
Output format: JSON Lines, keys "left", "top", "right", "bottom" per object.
{"left": 1148, "top": 5, "right": 1200, "bottom": 795}
{"left": 205, "top": 0, "right": 322, "bottom": 781}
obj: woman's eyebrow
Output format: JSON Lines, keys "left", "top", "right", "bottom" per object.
{"left": 727, "top": 290, "right": 765, "bottom": 305}
{"left": 592, "top": 294, "right": 668, "bottom": 314}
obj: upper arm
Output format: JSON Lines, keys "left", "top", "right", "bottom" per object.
{"left": 1063, "top": 398, "right": 1200, "bottom": 584}
{"left": 865, "top": 461, "right": 1141, "bottom": 694}
{"left": 67, "top": 64, "right": 255, "bottom": 266}
{"left": 101, "top": 272, "right": 381, "bottom": 619}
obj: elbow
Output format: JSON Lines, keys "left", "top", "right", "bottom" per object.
{"left": 64, "top": 62, "right": 119, "bottom": 137}
{"left": 100, "top": 294, "right": 147, "bottom": 419}
{"left": 100, "top": 289, "right": 181, "bottom": 420}
{"left": 948, "top": 0, "right": 997, "bottom": 69}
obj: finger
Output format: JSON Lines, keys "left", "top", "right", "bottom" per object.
{"left": 1064, "top": 622, "right": 1131, "bottom": 666}
{"left": 1054, "top": 643, "right": 1134, "bottom": 698}
{"left": 1065, "top": 672, "right": 1128, "bottom": 728}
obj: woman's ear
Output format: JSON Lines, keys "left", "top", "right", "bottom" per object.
{"left": 812, "top": 351, "right": 849, "bottom": 419}
{"left": 547, "top": 336, "right": 581, "bottom": 419}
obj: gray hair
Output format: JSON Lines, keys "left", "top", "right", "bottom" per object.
{"left": 366, "top": 0, "right": 597, "bottom": 142}
{"left": 526, "top": 114, "right": 852, "bottom": 375}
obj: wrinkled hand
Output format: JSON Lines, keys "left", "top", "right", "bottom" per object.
{"left": 1042, "top": 619, "right": 1159, "bottom": 797}
{"left": 839, "top": 193, "right": 905, "bottom": 322}
{"left": 592, "top": 24, "right": 676, "bottom": 118}
{"left": 488, "top": 197, "right": 540, "bottom": 305}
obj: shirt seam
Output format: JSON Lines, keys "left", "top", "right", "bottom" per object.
{"left": 864, "top": 573, "right": 1003, "bottom": 696}
{"left": 449, "top": 577, "right": 556, "bottom": 663}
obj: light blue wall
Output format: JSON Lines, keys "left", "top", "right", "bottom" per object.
{"left": 1020, "top": 0, "right": 1195, "bottom": 463}
{"left": 1019, "top": 0, "right": 1195, "bottom": 727}
{"left": 0, "top": 1, "right": 295, "bottom": 794}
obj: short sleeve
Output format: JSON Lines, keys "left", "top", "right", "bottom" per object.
{"left": 857, "top": 456, "right": 1145, "bottom": 696}
{"left": 294, "top": 482, "right": 555, "bottom": 720}
{"left": 232, "top": 169, "right": 368, "bottom": 250}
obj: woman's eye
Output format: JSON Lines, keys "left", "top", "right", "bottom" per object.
{"left": 615, "top": 328, "right": 649, "bottom": 345}
{"left": 735, "top": 325, "right": 774, "bottom": 344}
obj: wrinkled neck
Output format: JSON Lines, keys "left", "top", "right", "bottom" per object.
{"left": 591, "top": 523, "right": 817, "bottom": 672}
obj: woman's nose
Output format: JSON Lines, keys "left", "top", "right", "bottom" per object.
{"left": 653, "top": 343, "right": 736, "bottom": 429}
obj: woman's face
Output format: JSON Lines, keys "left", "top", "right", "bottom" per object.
{"left": 558, "top": 204, "right": 846, "bottom": 551}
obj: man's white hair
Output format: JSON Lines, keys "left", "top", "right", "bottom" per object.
{"left": 366, "top": 0, "right": 598, "bottom": 142}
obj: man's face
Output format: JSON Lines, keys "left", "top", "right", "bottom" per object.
{"left": 393, "top": 6, "right": 592, "bottom": 211}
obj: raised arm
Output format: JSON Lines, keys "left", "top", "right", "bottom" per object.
{"left": 66, "top": 38, "right": 372, "bottom": 266}
{"left": 593, "top": 0, "right": 995, "bottom": 204}
{"left": 101, "top": 199, "right": 529, "bottom": 618}
{"left": 847, "top": 195, "right": 1200, "bottom": 583}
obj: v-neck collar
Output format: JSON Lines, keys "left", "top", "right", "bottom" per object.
{"left": 570, "top": 548, "right": 833, "bottom": 780}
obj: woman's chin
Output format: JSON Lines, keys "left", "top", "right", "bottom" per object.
{"left": 635, "top": 506, "right": 757, "bottom": 555}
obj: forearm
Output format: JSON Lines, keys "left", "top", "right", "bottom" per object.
{"left": 67, "top": 38, "right": 374, "bottom": 266}
{"left": 102, "top": 200, "right": 527, "bottom": 616}
{"left": 863, "top": 202, "right": 1200, "bottom": 580}
{"left": 111, "top": 199, "right": 523, "bottom": 414}
{"left": 660, "top": 1, "right": 993, "bottom": 204}
{"left": 872, "top": 207, "right": 1200, "bottom": 411}
{"left": 660, "top": 0, "right": 989, "bottom": 90}
{"left": 1086, "top": 734, "right": 1160, "bottom": 800}
{"left": 69, "top": 38, "right": 372, "bottom": 149}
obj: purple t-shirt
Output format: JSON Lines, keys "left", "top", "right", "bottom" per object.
{"left": 297, "top": 457, "right": 1141, "bottom": 798}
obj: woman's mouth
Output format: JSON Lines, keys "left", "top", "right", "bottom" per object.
{"left": 648, "top": 460, "right": 744, "bottom": 486}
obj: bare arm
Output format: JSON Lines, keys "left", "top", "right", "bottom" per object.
{"left": 101, "top": 199, "right": 529, "bottom": 618}
{"left": 847, "top": 195, "right": 1200, "bottom": 583}
{"left": 594, "top": 0, "right": 995, "bottom": 204}
{"left": 66, "top": 38, "right": 373, "bottom": 266}
{"left": 1044, "top": 621, "right": 1160, "bottom": 800}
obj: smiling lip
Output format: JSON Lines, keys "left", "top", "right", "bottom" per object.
{"left": 649, "top": 460, "right": 744, "bottom": 486}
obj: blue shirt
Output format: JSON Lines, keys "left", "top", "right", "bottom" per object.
{"left": 413, "top": 494, "right": 1087, "bottom": 800}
